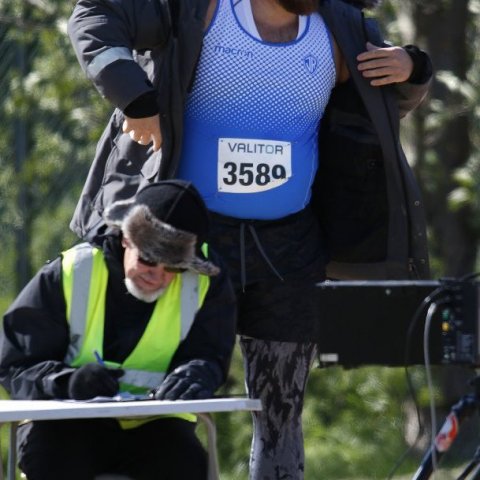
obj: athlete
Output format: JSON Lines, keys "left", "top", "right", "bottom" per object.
{"left": 68, "top": 0, "right": 433, "bottom": 477}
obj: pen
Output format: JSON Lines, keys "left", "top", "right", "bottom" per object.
{"left": 93, "top": 350, "right": 107, "bottom": 367}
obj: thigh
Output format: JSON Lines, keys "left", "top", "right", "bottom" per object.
{"left": 210, "top": 208, "right": 326, "bottom": 285}
{"left": 119, "top": 418, "right": 208, "bottom": 480}
{"left": 18, "top": 419, "right": 120, "bottom": 480}
{"left": 238, "top": 264, "right": 324, "bottom": 341}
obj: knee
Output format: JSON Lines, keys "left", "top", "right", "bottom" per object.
{"left": 163, "top": 442, "right": 207, "bottom": 480}
{"left": 17, "top": 422, "right": 94, "bottom": 480}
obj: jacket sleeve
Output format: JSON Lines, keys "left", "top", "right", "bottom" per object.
{"left": 67, "top": 0, "right": 171, "bottom": 110}
{"left": 364, "top": 18, "right": 433, "bottom": 119}
{"left": 395, "top": 78, "right": 432, "bottom": 119}
{"left": 395, "top": 45, "right": 433, "bottom": 118}
{"left": 167, "top": 249, "right": 237, "bottom": 390}
{"left": 0, "top": 258, "right": 75, "bottom": 399}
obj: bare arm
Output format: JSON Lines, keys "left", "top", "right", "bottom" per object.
{"left": 205, "top": 0, "right": 217, "bottom": 27}
{"left": 332, "top": 37, "right": 350, "bottom": 83}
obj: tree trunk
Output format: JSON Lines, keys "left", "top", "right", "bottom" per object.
{"left": 413, "top": 0, "right": 475, "bottom": 277}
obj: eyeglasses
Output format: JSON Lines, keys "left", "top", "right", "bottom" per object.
{"left": 164, "top": 266, "right": 187, "bottom": 274}
{"left": 123, "top": 237, "right": 187, "bottom": 273}
{"left": 137, "top": 256, "right": 158, "bottom": 268}
{"left": 137, "top": 256, "right": 186, "bottom": 273}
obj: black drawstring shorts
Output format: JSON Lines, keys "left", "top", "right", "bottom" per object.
{"left": 208, "top": 206, "right": 326, "bottom": 342}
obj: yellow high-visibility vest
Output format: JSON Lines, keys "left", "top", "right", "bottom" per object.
{"left": 61, "top": 242, "right": 210, "bottom": 427}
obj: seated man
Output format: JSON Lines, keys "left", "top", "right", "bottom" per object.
{"left": 0, "top": 180, "right": 236, "bottom": 480}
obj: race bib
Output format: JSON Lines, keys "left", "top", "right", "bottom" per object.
{"left": 218, "top": 138, "right": 292, "bottom": 193}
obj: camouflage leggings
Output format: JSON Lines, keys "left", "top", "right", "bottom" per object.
{"left": 240, "top": 337, "right": 317, "bottom": 480}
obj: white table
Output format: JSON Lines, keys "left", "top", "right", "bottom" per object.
{"left": 0, "top": 397, "right": 261, "bottom": 480}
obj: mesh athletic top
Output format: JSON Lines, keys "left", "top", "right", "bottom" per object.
{"left": 177, "top": 0, "right": 336, "bottom": 219}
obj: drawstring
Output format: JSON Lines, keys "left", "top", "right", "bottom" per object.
{"left": 240, "top": 223, "right": 247, "bottom": 292}
{"left": 248, "top": 225, "right": 284, "bottom": 282}
{"left": 239, "top": 222, "right": 284, "bottom": 292}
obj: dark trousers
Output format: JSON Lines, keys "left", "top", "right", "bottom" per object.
{"left": 17, "top": 417, "right": 207, "bottom": 480}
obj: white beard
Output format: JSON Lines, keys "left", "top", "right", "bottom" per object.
{"left": 124, "top": 278, "right": 166, "bottom": 303}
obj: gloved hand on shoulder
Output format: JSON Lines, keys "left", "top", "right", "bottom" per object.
{"left": 68, "top": 363, "right": 124, "bottom": 400}
{"left": 151, "top": 359, "right": 222, "bottom": 401}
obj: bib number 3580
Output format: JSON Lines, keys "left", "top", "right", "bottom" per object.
{"left": 218, "top": 138, "right": 292, "bottom": 193}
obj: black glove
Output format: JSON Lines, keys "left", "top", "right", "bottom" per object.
{"left": 68, "top": 363, "right": 124, "bottom": 400}
{"left": 151, "top": 360, "right": 221, "bottom": 401}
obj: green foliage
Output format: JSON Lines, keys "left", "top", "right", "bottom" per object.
{"left": 0, "top": 1, "right": 111, "bottom": 290}
{"left": 303, "top": 366, "right": 420, "bottom": 479}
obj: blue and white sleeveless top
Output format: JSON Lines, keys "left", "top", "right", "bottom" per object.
{"left": 177, "top": 0, "right": 336, "bottom": 219}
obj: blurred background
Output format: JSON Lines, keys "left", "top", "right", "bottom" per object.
{"left": 1, "top": 0, "right": 479, "bottom": 478}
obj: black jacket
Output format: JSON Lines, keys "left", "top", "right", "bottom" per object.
{"left": 0, "top": 236, "right": 236, "bottom": 399}
{"left": 67, "top": 0, "right": 431, "bottom": 280}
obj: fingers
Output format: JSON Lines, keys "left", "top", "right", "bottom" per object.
{"left": 153, "top": 377, "right": 211, "bottom": 401}
{"left": 155, "top": 380, "right": 187, "bottom": 400}
{"left": 108, "top": 368, "right": 125, "bottom": 379}
{"left": 179, "top": 384, "right": 211, "bottom": 400}
{"left": 151, "top": 130, "right": 163, "bottom": 152}
{"left": 122, "top": 115, "right": 163, "bottom": 151}
{"left": 127, "top": 130, "right": 150, "bottom": 146}
{"left": 123, "top": 121, "right": 150, "bottom": 145}
{"left": 97, "top": 375, "right": 120, "bottom": 396}
{"left": 68, "top": 364, "right": 121, "bottom": 399}
{"left": 357, "top": 42, "right": 414, "bottom": 86}
{"left": 152, "top": 375, "right": 179, "bottom": 400}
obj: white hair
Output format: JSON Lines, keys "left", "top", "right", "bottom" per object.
{"left": 124, "top": 278, "right": 166, "bottom": 303}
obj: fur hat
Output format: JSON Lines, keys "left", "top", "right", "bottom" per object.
{"left": 104, "top": 180, "right": 219, "bottom": 276}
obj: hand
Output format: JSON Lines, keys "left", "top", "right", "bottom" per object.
{"left": 357, "top": 42, "right": 414, "bottom": 86}
{"left": 68, "top": 363, "right": 124, "bottom": 400}
{"left": 151, "top": 363, "right": 217, "bottom": 401}
{"left": 122, "top": 114, "right": 163, "bottom": 152}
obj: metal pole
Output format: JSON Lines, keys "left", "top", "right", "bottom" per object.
{"left": 412, "top": 393, "right": 480, "bottom": 480}
{"left": 14, "top": 8, "right": 30, "bottom": 291}
{"left": 7, "top": 423, "right": 17, "bottom": 480}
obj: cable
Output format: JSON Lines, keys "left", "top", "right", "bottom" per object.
{"left": 386, "top": 287, "right": 446, "bottom": 480}
{"left": 404, "top": 287, "right": 445, "bottom": 366}
{"left": 459, "top": 272, "right": 480, "bottom": 282}
{"left": 385, "top": 372, "right": 422, "bottom": 480}
{"left": 403, "top": 287, "right": 446, "bottom": 448}
{"left": 424, "top": 302, "right": 440, "bottom": 478}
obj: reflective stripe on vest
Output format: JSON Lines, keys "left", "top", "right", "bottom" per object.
{"left": 121, "top": 369, "right": 165, "bottom": 390}
{"left": 87, "top": 46, "right": 134, "bottom": 79}
{"left": 61, "top": 243, "right": 210, "bottom": 393}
